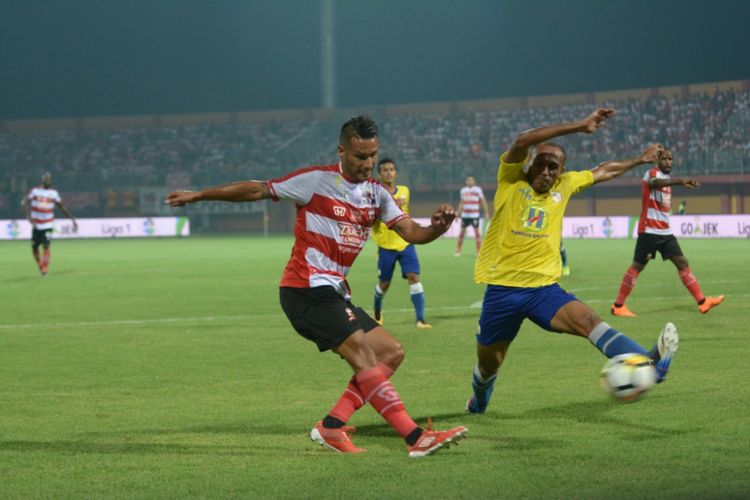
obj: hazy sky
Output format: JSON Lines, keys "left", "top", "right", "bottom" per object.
{"left": 2, "top": 0, "right": 749, "bottom": 119}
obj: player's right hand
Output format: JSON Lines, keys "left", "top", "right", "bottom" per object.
{"left": 431, "top": 204, "right": 456, "bottom": 233}
{"left": 640, "top": 143, "right": 664, "bottom": 164}
{"left": 166, "top": 191, "right": 199, "bottom": 207}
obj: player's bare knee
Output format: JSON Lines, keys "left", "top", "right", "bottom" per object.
{"left": 578, "top": 310, "right": 602, "bottom": 336}
{"left": 478, "top": 358, "right": 500, "bottom": 378}
{"left": 673, "top": 256, "right": 689, "bottom": 269}
{"left": 383, "top": 343, "right": 405, "bottom": 370}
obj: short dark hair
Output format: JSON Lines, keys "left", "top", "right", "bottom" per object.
{"left": 340, "top": 115, "right": 379, "bottom": 145}
{"left": 378, "top": 158, "right": 396, "bottom": 172}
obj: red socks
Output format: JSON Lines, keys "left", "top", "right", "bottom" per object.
{"left": 679, "top": 267, "right": 705, "bottom": 303}
{"left": 41, "top": 249, "right": 50, "bottom": 273}
{"left": 328, "top": 363, "right": 394, "bottom": 424}
{"left": 355, "top": 365, "right": 417, "bottom": 438}
{"left": 616, "top": 265, "right": 705, "bottom": 306}
{"left": 615, "top": 266, "right": 640, "bottom": 306}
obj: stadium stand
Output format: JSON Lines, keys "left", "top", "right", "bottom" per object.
{"left": 2, "top": 84, "right": 749, "bottom": 220}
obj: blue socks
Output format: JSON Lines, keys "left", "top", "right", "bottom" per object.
{"left": 409, "top": 282, "right": 425, "bottom": 322}
{"left": 468, "top": 365, "right": 497, "bottom": 414}
{"left": 375, "top": 282, "right": 426, "bottom": 323}
{"left": 373, "top": 284, "right": 384, "bottom": 319}
{"left": 588, "top": 322, "right": 646, "bottom": 357}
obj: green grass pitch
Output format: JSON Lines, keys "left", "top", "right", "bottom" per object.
{"left": 1, "top": 236, "right": 748, "bottom": 498}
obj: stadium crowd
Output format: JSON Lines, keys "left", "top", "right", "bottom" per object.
{"left": 380, "top": 89, "right": 750, "bottom": 171}
{"left": 1, "top": 88, "right": 748, "bottom": 216}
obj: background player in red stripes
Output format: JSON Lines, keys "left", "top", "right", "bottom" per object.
{"left": 611, "top": 149, "right": 724, "bottom": 316}
{"left": 23, "top": 172, "right": 78, "bottom": 276}
{"left": 166, "top": 116, "right": 467, "bottom": 457}
{"left": 455, "top": 175, "right": 490, "bottom": 256}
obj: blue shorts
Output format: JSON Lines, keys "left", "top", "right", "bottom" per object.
{"left": 477, "top": 284, "right": 578, "bottom": 345}
{"left": 378, "top": 245, "right": 420, "bottom": 282}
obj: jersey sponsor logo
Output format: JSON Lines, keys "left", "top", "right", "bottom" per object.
{"left": 521, "top": 206, "right": 547, "bottom": 232}
{"left": 333, "top": 206, "right": 346, "bottom": 217}
{"left": 551, "top": 192, "right": 562, "bottom": 203}
{"left": 338, "top": 222, "right": 368, "bottom": 246}
{"left": 519, "top": 187, "right": 533, "bottom": 201}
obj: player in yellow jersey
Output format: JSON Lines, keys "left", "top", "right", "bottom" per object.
{"left": 467, "top": 108, "right": 679, "bottom": 414}
{"left": 372, "top": 159, "right": 431, "bottom": 329}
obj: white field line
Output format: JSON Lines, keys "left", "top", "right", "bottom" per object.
{"left": 1, "top": 291, "right": 745, "bottom": 331}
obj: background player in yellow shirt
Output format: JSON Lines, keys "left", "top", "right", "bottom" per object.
{"left": 467, "top": 108, "right": 679, "bottom": 414}
{"left": 372, "top": 159, "right": 432, "bottom": 329}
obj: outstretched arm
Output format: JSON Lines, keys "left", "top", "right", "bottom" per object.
{"left": 166, "top": 181, "right": 271, "bottom": 207}
{"left": 591, "top": 144, "right": 664, "bottom": 184}
{"left": 649, "top": 178, "right": 701, "bottom": 189}
{"left": 505, "top": 108, "right": 615, "bottom": 164}
{"left": 392, "top": 204, "right": 456, "bottom": 244}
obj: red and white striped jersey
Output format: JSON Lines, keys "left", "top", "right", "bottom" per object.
{"left": 267, "top": 163, "right": 407, "bottom": 297}
{"left": 638, "top": 167, "right": 672, "bottom": 235}
{"left": 459, "top": 186, "right": 485, "bottom": 219}
{"left": 27, "top": 187, "right": 61, "bottom": 230}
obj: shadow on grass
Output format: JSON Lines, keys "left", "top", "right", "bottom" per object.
{"left": 35, "top": 397, "right": 697, "bottom": 456}
{"left": 372, "top": 399, "right": 696, "bottom": 443}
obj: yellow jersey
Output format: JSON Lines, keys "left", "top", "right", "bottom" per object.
{"left": 372, "top": 185, "right": 410, "bottom": 252}
{"left": 474, "top": 152, "right": 594, "bottom": 287}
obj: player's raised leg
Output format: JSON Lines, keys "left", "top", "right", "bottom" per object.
{"left": 552, "top": 300, "right": 648, "bottom": 357}
{"left": 648, "top": 322, "right": 679, "bottom": 383}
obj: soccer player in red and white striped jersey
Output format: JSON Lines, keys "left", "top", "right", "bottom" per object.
{"left": 612, "top": 150, "right": 724, "bottom": 316}
{"left": 167, "top": 116, "right": 467, "bottom": 457}
{"left": 23, "top": 173, "right": 78, "bottom": 276}
{"left": 455, "top": 175, "right": 490, "bottom": 256}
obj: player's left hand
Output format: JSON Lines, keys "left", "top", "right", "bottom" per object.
{"left": 431, "top": 204, "right": 456, "bottom": 232}
{"left": 581, "top": 108, "right": 616, "bottom": 133}
{"left": 166, "top": 190, "right": 199, "bottom": 207}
